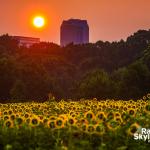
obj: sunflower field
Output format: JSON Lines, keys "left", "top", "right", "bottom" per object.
{"left": 0, "top": 95, "right": 150, "bottom": 150}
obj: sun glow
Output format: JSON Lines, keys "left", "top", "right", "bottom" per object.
{"left": 33, "top": 16, "right": 45, "bottom": 28}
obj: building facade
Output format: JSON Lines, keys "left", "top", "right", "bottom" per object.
{"left": 13, "top": 36, "right": 40, "bottom": 48}
{"left": 60, "top": 19, "right": 89, "bottom": 46}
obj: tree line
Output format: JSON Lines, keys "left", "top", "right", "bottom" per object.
{"left": 0, "top": 29, "right": 150, "bottom": 102}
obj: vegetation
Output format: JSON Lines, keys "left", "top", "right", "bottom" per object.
{"left": 1, "top": 29, "right": 150, "bottom": 102}
{"left": 1, "top": 29, "right": 150, "bottom": 149}
{"left": 0, "top": 95, "right": 150, "bottom": 150}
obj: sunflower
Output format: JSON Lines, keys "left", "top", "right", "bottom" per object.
{"left": 38, "top": 115, "right": 44, "bottom": 121}
{"left": 129, "top": 100, "right": 134, "bottom": 104}
{"left": 25, "top": 118, "right": 31, "bottom": 125}
{"left": 81, "top": 124, "right": 88, "bottom": 132}
{"left": 121, "top": 111, "right": 131, "bottom": 122}
{"left": 4, "top": 119, "right": 14, "bottom": 128}
{"left": 127, "top": 122, "right": 141, "bottom": 136}
{"left": 59, "top": 114, "right": 68, "bottom": 122}
{"left": 143, "top": 96, "right": 147, "bottom": 100}
{"left": 24, "top": 113, "right": 30, "bottom": 119}
{"left": 86, "top": 124, "right": 95, "bottom": 134}
{"left": 114, "top": 116, "right": 123, "bottom": 125}
{"left": 55, "top": 117, "right": 65, "bottom": 128}
{"left": 86, "top": 106, "right": 91, "bottom": 111}
{"left": 94, "top": 123, "right": 105, "bottom": 135}
{"left": 67, "top": 116, "right": 77, "bottom": 126}
{"left": 87, "top": 100, "right": 92, "bottom": 106}
{"left": 8, "top": 109, "right": 13, "bottom": 115}
{"left": 128, "top": 108, "right": 136, "bottom": 117}
{"left": 30, "top": 116, "right": 40, "bottom": 127}
{"left": 145, "top": 104, "right": 150, "bottom": 114}
{"left": 107, "top": 111, "right": 114, "bottom": 120}
{"left": 147, "top": 93, "right": 150, "bottom": 99}
{"left": 47, "top": 120, "right": 56, "bottom": 129}
{"left": 115, "top": 105, "right": 119, "bottom": 110}
{"left": 3, "top": 115, "right": 10, "bottom": 121}
{"left": 10, "top": 114, "right": 16, "bottom": 121}
{"left": 123, "top": 106, "right": 127, "bottom": 111}
{"left": 49, "top": 116, "right": 56, "bottom": 120}
{"left": 15, "top": 116, "right": 24, "bottom": 127}
{"left": 127, "top": 105, "right": 131, "bottom": 109}
{"left": 84, "top": 111, "right": 95, "bottom": 120}
{"left": 93, "top": 98, "right": 97, "bottom": 101}
{"left": 106, "top": 119, "right": 120, "bottom": 131}
{"left": 115, "top": 112, "right": 121, "bottom": 118}
{"left": 96, "top": 112, "right": 106, "bottom": 122}
{"left": 43, "top": 118, "right": 48, "bottom": 125}
{"left": 70, "top": 112, "right": 77, "bottom": 118}
{"left": 79, "top": 118, "right": 88, "bottom": 125}
{"left": 3, "top": 111, "right": 8, "bottom": 115}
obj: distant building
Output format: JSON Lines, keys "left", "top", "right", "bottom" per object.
{"left": 13, "top": 36, "right": 40, "bottom": 48}
{"left": 60, "top": 19, "right": 89, "bottom": 46}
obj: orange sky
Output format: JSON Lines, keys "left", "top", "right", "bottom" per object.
{"left": 0, "top": 0, "right": 150, "bottom": 44}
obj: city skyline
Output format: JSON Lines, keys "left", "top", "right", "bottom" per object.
{"left": 0, "top": 0, "right": 150, "bottom": 44}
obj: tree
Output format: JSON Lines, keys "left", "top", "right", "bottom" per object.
{"left": 112, "top": 61, "right": 150, "bottom": 99}
{"left": 10, "top": 80, "right": 27, "bottom": 101}
{"left": 0, "top": 57, "right": 16, "bottom": 101}
{"left": 77, "top": 69, "right": 114, "bottom": 99}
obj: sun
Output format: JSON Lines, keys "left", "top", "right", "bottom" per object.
{"left": 33, "top": 16, "right": 45, "bottom": 28}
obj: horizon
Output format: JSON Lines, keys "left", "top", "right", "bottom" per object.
{"left": 0, "top": 0, "right": 150, "bottom": 44}
{"left": 2, "top": 28, "right": 149, "bottom": 45}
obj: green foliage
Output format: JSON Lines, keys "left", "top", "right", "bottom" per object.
{"left": 77, "top": 69, "right": 114, "bottom": 98}
{"left": 1, "top": 30, "right": 150, "bottom": 102}
{"left": 10, "top": 80, "right": 27, "bottom": 101}
{"left": 112, "top": 61, "right": 150, "bottom": 99}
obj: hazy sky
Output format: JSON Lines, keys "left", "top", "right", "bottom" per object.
{"left": 0, "top": 0, "right": 150, "bottom": 44}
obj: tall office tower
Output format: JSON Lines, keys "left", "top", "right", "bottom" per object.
{"left": 60, "top": 19, "right": 89, "bottom": 46}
